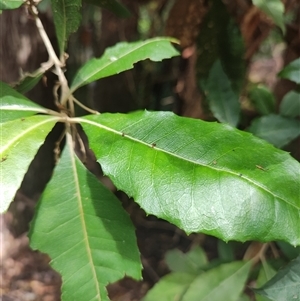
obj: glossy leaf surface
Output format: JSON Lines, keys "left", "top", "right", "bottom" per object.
{"left": 70, "top": 37, "right": 179, "bottom": 92}
{"left": 0, "top": 0, "right": 24, "bottom": 9}
{"left": 29, "top": 133, "right": 142, "bottom": 301}
{"left": 51, "top": 0, "right": 81, "bottom": 55}
{"left": 278, "top": 58, "right": 300, "bottom": 84}
{"left": 0, "top": 81, "right": 50, "bottom": 123}
{"left": 248, "top": 114, "right": 300, "bottom": 148}
{"left": 252, "top": 0, "right": 285, "bottom": 33}
{"left": 279, "top": 91, "right": 300, "bottom": 118}
{"left": 79, "top": 111, "right": 300, "bottom": 245}
{"left": 0, "top": 115, "right": 58, "bottom": 212}
{"left": 83, "top": 0, "right": 130, "bottom": 17}
{"left": 254, "top": 255, "right": 300, "bottom": 301}
{"left": 201, "top": 60, "right": 240, "bottom": 126}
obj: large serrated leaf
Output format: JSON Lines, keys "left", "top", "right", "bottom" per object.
{"left": 79, "top": 111, "right": 300, "bottom": 245}
{"left": 0, "top": 81, "right": 50, "bottom": 123}
{"left": 0, "top": 0, "right": 24, "bottom": 10}
{"left": 254, "top": 255, "right": 300, "bottom": 301}
{"left": 29, "top": 133, "right": 142, "bottom": 301}
{"left": 252, "top": 0, "right": 285, "bottom": 34}
{"left": 0, "top": 115, "right": 58, "bottom": 212}
{"left": 51, "top": 0, "right": 81, "bottom": 55}
{"left": 70, "top": 37, "right": 179, "bottom": 92}
{"left": 201, "top": 60, "right": 240, "bottom": 126}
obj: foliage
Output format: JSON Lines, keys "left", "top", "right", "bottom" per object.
{"left": 1, "top": 0, "right": 300, "bottom": 300}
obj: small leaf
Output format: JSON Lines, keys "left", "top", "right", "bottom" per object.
{"left": 254, "top": 256, "right": 300, "bottom": 301}
{"left": 29, "top": 133, "right": 142, "bottom": 301}
{"left": 83, "top": 0, "right": 130, "bottom": 18}
{"left": 0, "top": 115, "right": 58, "bottom": 212}
{"left": 0, "top": 0, "right": 24, "bottom": 10}
{"left": 252, "top": 0, "right": 285, "bottom": 33}
{"left": 79, "top": 111, "right": 300, "bottom": 245}
{"left": 14, "top": 72, "right": 43, "bottom": 94}
{"left": 248, "top": 84, "right": 276, "bottom": 115}
{"left": 276, "top": 241, "right": 300, "bottom": 260}
{"left": 0, "top": 81, "right": 49, "bottom": 123}
{"left": 143, "top": 272, "right": 195, "bottom": 301}
{"left": 201, "top": 60, "right": 240, "bottom": 127}
{"left": 51, "top": 0, "right": 81, "bottom": 55}
{"left": 165, "top": 247, "right": 208, "bottom": 274}
{"left": 182, "top": 261, "right": 251, "bottom": 301}
{"left": 279, "top": 91, "right": 300, "bottom": 118}
{"left": 278, "top": 58, "right": 300, "bottom": 84}
{"left": 248, "top": 114, "right": 300, "bottom": 148}
{"left": 70, "top": 37, "right": 179, "bottom": 92}
{"left": 255, "top": 261, "right": 277, "bottom": 301}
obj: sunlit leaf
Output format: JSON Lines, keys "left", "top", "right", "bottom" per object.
{"left": 51, "top": 0, "right": 81, "bottom": 55}
{"left": 79, "top": 111, "right": 300, "bottom": 245}
{"left": 0, "top": 0, "right": 24, "bottom": 9}
{"left": 0, "top": 115, "right": 58, "bottom": 212}
{"left": 83, "top": 0, "right": 130, "bottom": 17}
{"left": 70, "top": 37, "right": 179, "bottom": 92}
{"left": 278, "top": 58, "right": 300, "bottom": 84}
{"left": 0, "top": 81, "right": 50, "bottom": 123}
{"left": 252, "top": 0, "right": 285, "bottom": 33}
{"left": 254, "top": 256, "right": 300, "bottom": 301}
{"left": 248, "top": 114, "right": 300, "bottom": 148}
{"left": 29, "top": 133, "right": 142, "bottom": 301}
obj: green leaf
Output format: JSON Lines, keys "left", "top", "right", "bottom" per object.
{"left": 276, "top": 241, "right": 300, "bottom": 260}
{"left": 182, "top": 261, "right": 251, "bottom": 301}
{"left": 79, "top": 111, "right": 300, "bottom": 245}
{"left": 14, "top": 72, "right": 43, "bottom": 94}
{"left": 279, "top": 91, "right": 300, "bottom": 118}
{"left": 248, "top": 114, "right": 300, "bottom": 148}
{"left": 143, "top": 272, "right": 196, "bottom": 301}
{"left": 0, "top": 0, "right": 24, "bottom": 9}
{"left": 165, "top": 246, "right": 208, "bottom": 274}
{"left": 255, "top": 261, "right": 277, "bottom": 301}
{"left": 278, "top": 58, "right": 300, "bottom": 84}
{"left": 252, "top": 0, "right": 285, "bottom": 33}
{"left": 70, "top": 37, "right": 179, "bottom": 92}
{"left": 201, "top": 60, "right": 240, "bottom": 126}
{"left": 248, "top": 84, "right": 276, "bottom": 115}
{"left": 29, "top": 133, "right": 142, "bottom": 301}
{"left": 0, "top": 81, "right": 49, "bottom": 123}
{"left": 218, "top": 240, "right": 235, "bottom": 262}
{"left": 51, "top": 0, "right": 81, "bottom": 55}
{"left": 254, "top": 256, "right": 300, "bottom": 301}
{"left": 83, "top": 0, "right": 130, "bottom": 18}
{"left": 0, "top": 115, "right": 58, "bottom": 212}
{"left": 196, "top": 0, "right": 246, "bottom": 94}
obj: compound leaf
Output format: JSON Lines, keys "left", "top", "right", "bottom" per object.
{"left": 79, "top": 111, "right": 300, "bottom": 245}
{"left": 0, "top": 115, "right": 58, "bottom": 212}
{"left": 29, "top": 133, "right": 142, "bottom": 301}
{"left": 70, "top": 37, "right": 179, "bottom": 92}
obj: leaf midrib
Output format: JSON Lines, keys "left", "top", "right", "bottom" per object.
{"left": 77, "top": 117, "right": 297, "bottom": 210}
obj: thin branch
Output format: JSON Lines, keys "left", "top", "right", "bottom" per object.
{"left": 71, "top": 96, "right": 100, "bottom": 115}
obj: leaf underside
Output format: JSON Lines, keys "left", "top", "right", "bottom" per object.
{"left": 79, "top": 110, "right": 300, "bottom": 245}
{"left": 29, "top": 133, "right": 142, "bottom": 301}
{"left": 0, "top": 115, "right": 58, "bottom": 212}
